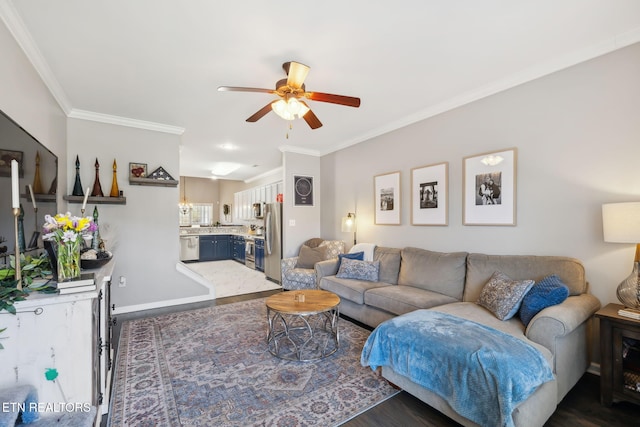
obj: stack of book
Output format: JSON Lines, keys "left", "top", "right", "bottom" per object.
{"left": 56, "top": 273, "right": 96, "bottom": 294}
{"left": 618, "top": 307, "right": 640, "bottom": 320}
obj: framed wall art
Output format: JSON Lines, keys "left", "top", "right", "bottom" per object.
{"left": 463, "top": 148, "right": 517, "bottom": 226}
{"left": 374, "top": 171, "right": 401, "bottom": 225}
{"left": 0, "top": 149, "right": 24, "bottom": 177}
{"left": 411, "top": 162, "right": 448, "bottom": 226}
{"left": 294, "top": 175, "right": 314, "bottom": 206}
{"left": 129, "top": 162, "right": 147, "bottom": 178}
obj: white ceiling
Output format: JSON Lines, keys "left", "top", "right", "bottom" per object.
{"left": 2, "top": 1, "right": 640, "bottom": 181}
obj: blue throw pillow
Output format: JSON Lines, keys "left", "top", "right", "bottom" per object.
{"left": 336, "top": 258, "right": 380, "bottom": 282}
{"left": 519, "top": 275, "right": 570, "bottom": 326}
{"left": 337, "top": 251, "right": 365, "bottom": 268}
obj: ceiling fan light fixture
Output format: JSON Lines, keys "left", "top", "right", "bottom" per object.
{"left": 271, "top": 97, "right": 309, "bottom": 121}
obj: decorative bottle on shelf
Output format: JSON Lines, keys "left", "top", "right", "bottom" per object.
{"left": 91, "top": 158, "right": 104, "bottom": 197}
{"left": 32, "top": 151, "right": 44, "bottom": 194}
{"left": 92, "top": 206, "right": 101, "bottom": 251}
{"left": 18, "top": 204, "right": 26, "bottom": 252}
{"left": 72, "top": 155, "right": 84, "bottom": 196}
{"left": 110, "top": 159, "right": 119, "bottom": 197}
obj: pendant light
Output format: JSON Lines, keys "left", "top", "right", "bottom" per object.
{"left": 179, "top": 177, "right": 192, "bottom": 214}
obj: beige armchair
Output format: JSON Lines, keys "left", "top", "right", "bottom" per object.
{"left": 281, "top": 239, "right": 345, "bottom": 290}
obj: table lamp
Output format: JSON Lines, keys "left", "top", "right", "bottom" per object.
{"left": 602, "top": 202, "right": 640, "bottom": 308}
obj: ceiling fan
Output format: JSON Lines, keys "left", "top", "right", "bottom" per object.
{"left": 218, "top": 61, "right": 360, "bottom": 129}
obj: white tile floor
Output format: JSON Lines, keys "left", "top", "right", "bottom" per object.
{"left": 184, "top": 260, "right": 281, "bottom": 298}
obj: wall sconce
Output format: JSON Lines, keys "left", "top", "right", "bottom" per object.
{"left": 341, "top": 212, "right": 356, "bottom": 245}
{"left": 602, "top": 202, "right": 640, "bottom": 308}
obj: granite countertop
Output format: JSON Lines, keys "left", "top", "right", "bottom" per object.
{"left": 179, "top": 227, "right": 263, "bottom": 239}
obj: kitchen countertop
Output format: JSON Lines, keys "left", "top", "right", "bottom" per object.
{"left": 179, "top": 227, "right": 263, "bottom": 239}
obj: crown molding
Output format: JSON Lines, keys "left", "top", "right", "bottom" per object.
{"left": 318, "top": 26, "right": 640, "bottom": 157}
{"left": 244, "top": 166, "right": 283, "bottom": 184}
{"left": 0, "top": 0, "right": 72, "bottom": 113}
{"left": 68, "top": 109, "right": 185, "bottom": 135}
{"left": 278, "top": 145, "right": 321, "bottom": 156}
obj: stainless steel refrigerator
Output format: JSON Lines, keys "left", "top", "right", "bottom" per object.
{"left": 263, "top": 203, "right": 283, "bottom": 283}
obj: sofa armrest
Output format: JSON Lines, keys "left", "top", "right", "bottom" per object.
{"left": 526, "top": 293, "right": 601, "bottom": 352}
{"left": 281, "top": 256, "right": 299, "bottom": 272}
{"left": 316, "top": 259, "right": 340, "bottom": 281}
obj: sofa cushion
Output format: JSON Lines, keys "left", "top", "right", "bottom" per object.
{"left": 397, "top": 247, "right": 467, "bottom": 300}
{"left": 337, "top": 251, "right": 364, "bottom": 268}
{"left": 365, "top": 285, "right": 458, "bottom": 316}
{"left": 430, "top": 302, "right": 552, "bottom": 362}
{"left": 295, "top": 245, "right": 327, "bottom": 268}
{"left": 304, "top": 237, "right": 324, "bottom": 248}
{"left": 283, "top": 267, "right": 316, "bottom": 287}
{"left": 336, "top": 258, "right": 380, "bottom": 282}
{"left": 464, "top": 253, "right": 586, "bottom": 302}
{"left": 319, "top": 275, "right": 392, "bottom": 304}
{"left": 519, "top": 275, "right": 570, "bottom": 326}
{"left": 477, "top": 271, "right": 534, "bottom": 320}
{"left": 373, "top": 247, "right": 402, "bottom": 284}
{"left": 319, "top": 240, "right": 345, "bottom": 260}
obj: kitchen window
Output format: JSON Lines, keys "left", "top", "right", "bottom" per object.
{"left": 179, "top": 203, "right": 213, "bottom": 226}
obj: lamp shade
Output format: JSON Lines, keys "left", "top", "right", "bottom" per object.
{"left": 341, "top": 213, "right": 355, "bottom": 233}
{"left": 602, "top": 202, "right": 640, "bottom": 243}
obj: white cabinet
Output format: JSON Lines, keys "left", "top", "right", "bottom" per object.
{"left": 233, "top": 181, "right": 282, "bottom": 220}
{"left": 0, "top": 260, "right": 115, "bottom": 416}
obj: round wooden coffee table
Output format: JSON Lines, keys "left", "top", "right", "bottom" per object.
{"left": 266, "top": 290, "right": 340, "bottom": 361}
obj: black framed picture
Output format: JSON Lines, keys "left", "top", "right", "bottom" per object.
{"left": 294, "top": 175, "right": 314, "bottom": 206}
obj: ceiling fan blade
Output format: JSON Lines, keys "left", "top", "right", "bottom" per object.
{"left": 305, "top": 91, "right": 361, "bottom": 108}
{"left": 246, "top": 103, "right": 274, "bottom": 122}
{"left": 285, "top": 61, "right": 310, "bottom": 89}
{"left": 300, "top": 102, "right": 322, "bottom": 129}
{"left": 218, "top": 86, "right": 275, "bottom": 94}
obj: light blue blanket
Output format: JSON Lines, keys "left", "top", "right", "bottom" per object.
{"left": 361, "top": 310, "right": 554, "bottom": 427}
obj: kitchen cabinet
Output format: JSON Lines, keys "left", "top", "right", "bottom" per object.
{"left": 232, "top": 235, "right": 246, "bottom": 263}
{"left": 255, "top": 238, "right": 265, "bottom": 271}
{"left": 199, "top": 235, "right": 231, "bottom": 261}
{"left": 233, "top": 181, "right": 283, "bottom": 220}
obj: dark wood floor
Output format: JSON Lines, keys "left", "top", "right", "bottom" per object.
{"left": 105, "top": 291, "right": 640, "bottom": 427}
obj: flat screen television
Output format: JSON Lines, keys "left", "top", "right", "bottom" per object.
{"left": 0, "top": 110, "right": 57, "bottom": 264}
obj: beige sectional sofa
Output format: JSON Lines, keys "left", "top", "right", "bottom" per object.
{"left": 316, "top": 246, "right": 601, "bottom": 427}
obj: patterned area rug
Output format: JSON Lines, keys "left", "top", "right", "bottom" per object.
{"left": 108, "top": 298, "right": 399, "bottom": 426}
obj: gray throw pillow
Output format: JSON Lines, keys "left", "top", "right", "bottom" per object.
{"left": 295, "top": 245, "right": 327, "bottom": 269}
{"left": 476, "top": 271, "right": 534, "bottom": 320}
{"left": 336, "top": 258, "right": 380, "bottom": 282}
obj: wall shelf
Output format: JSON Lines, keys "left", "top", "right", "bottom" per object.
{"left": 21, "top": 193, "right": 57, "bottom": 203}
{"left": 63, "top": 195, "right": 127, "bottom": 205}
{"left": 129, "top": 177, "right": 179, "bottom": 187}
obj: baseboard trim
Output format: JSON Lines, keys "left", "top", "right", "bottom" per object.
{"left": 112, "top": 293, "right": 216, "bottom": 315}
{"left": 112, "top": 263, "right": 216, "bottom": 315}
{"left": 587, "top": 362, "right": 600, "bottom": 376}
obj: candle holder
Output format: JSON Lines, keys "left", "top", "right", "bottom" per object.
{"left": 13, "top": 207, "right": 22, "bottom": 290}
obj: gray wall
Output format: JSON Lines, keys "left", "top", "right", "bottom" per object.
{"left": 321, "top": 42, "right": 640, "bottom": 361}
{"left": 283, "top": 151, "right": 321, "bottom": 258}
{"left": 67, "top": 118, "right": 208, "bottom": 309}
{"left": 0, "top": 20, "right": 67, "bottom": 213}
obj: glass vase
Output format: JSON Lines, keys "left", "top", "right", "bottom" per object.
{"left": 57, "top": 238, "right": 81, "bottom": 282}
{"left": 617, "top": 261, "right": 640, "bottom": 309}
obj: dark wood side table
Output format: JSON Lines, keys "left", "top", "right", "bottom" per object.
{"left": 596, "top": 303, "right": 640, "bottom": 406}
